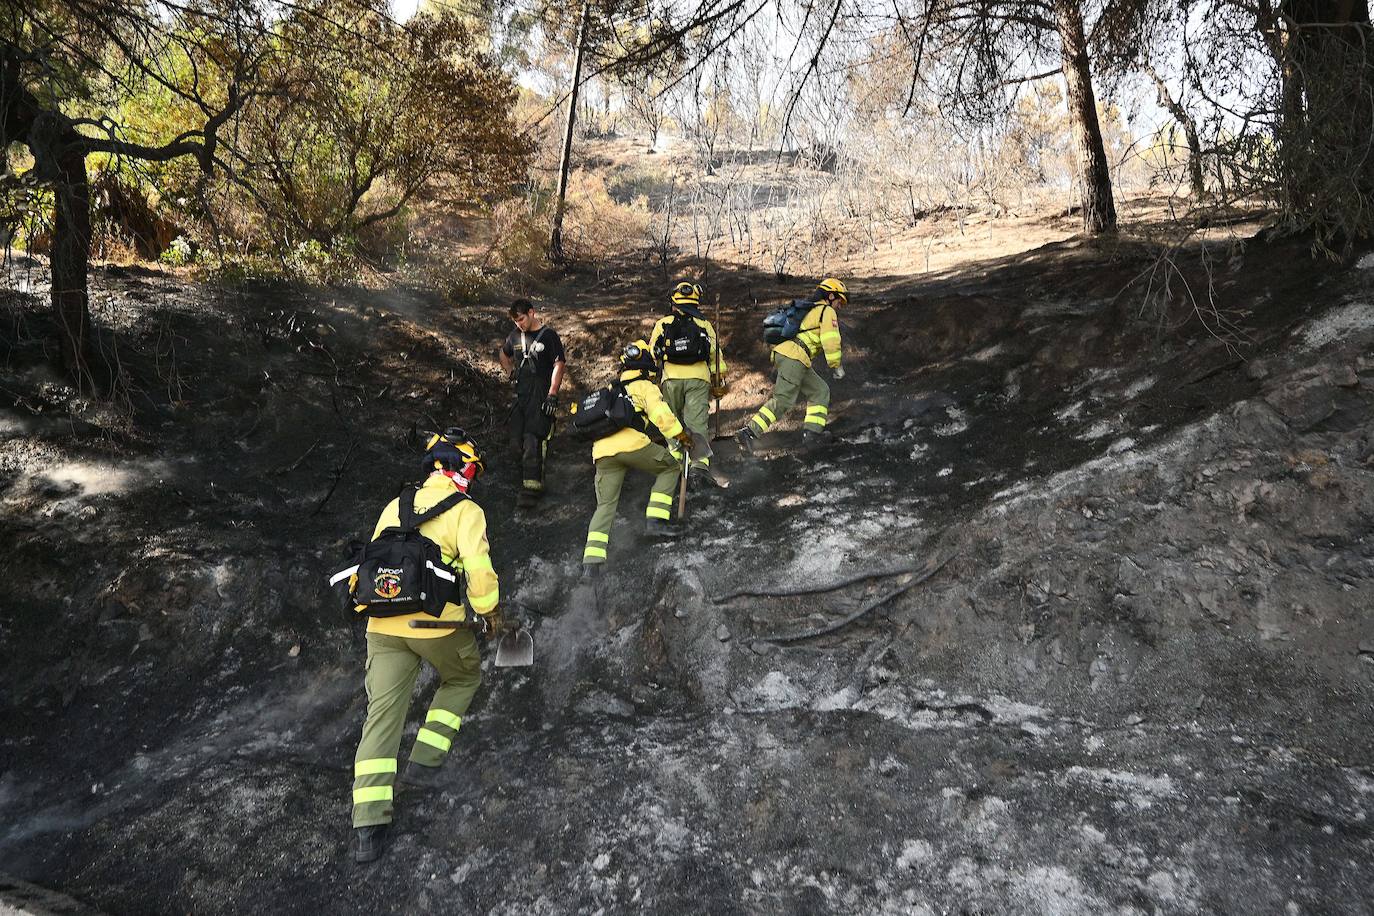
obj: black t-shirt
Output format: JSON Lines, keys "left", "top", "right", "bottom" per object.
{"left": 502, "top": 326, "right": 565, "bottom": 384}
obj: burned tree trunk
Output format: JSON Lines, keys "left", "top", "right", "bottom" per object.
{"left": 1272, "top": 0, "right": 1374, "bottom": 245}
{"left": 1054, "top": 0, "right": 1117, "bottom": 234}
{"left": 549, "top": 1, "right": 590, "bottom": 265}
{"left": 50, "top": 145, "right": 98, "bottom": 391}
{"left": 1145, "top": 65, "right": 1206, "bottom": 200}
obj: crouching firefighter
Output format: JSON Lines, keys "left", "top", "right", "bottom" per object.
{"left": 330, "top": 429, "right": 501, "bottom": 864}
{"left": 571, "top": 339, "right": 692, "bottom": 579}
{"left": 649, "top": 281, "right": 727, "bottom": 483}
{"left": 737, "top": 277, "right": 847, "bottom": 453}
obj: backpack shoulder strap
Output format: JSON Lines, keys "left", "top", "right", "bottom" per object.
{"left": 411, "top": 490, "right": 470, "bottom": 527}
{"left": 397, "top": 486, "right": 420, "bottom": 531}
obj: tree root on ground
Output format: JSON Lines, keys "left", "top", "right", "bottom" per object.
{"left": 754, "top": 554, "right": 953, "bottom": 644}
{"left": 713, "top": 562, "right": 929, "bottom": 603}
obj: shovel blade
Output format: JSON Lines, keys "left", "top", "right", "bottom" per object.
{"left": 494, "top": 627, "right": 534, "bottom": 667}
{"left": 688, "top": 432, "right": 714, "bottom": 463}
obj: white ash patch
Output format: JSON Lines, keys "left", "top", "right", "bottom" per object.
{"left": 39, "top": 458, "right": 172, "bottom": 497}
{"left": 1124, "top": 376, "right": 1156, "bottom": 398}
{"left": 1011, "top": 865, "right": 1106, "bottom": 915}
{"left": 1056, "top": 400, "right": 1086, "bottom": 422}
{"left": 971, "top": 343, "right": 1004, "bottom": 362}
{"left": 933, "top": 407, "right": 968, "bottom": 436}
{"left": 909, "top": 441, "right": 929, "bottom": 460}
{"left": 745, "top": 671, "right": 806, "bottom": 711}
{"left": 896, "top": 839, "right": 934, "bottom": 869}
{"left": 813, "top": 687, "right": 860, "bottom": 711}
{"left": 937, "top": 467, "right": 952, "bottom": 478}
{"left": 811, "top": 486, "right": 856, "bottom": 505}
{"left": 1108, "top": 437, "right": 1136, "bottom": 454}
{"left": 1063, "top": 766, "right": 1177, "bottom": 808}
{"left": 1299, "top": 300, "right": 1374, "bottom": 349}
{"left": 1076, "top": 420, "right": 1113, "bottom": 440}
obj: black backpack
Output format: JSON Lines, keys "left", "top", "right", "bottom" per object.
{"left": 571, "top": 382, "right": 649, "bottom": 440}
{"left": 330, "top": 487, "right": 467, "bottom": 618}
{"left": 660, "top": 314, "right": 713, "bottom": 364}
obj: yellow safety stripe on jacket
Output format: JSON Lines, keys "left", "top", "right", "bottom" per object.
{"left": 649, "top": 315, "right": 728, "bottom": 382}
{"left": 364, "top": 477, "right": 501, "bottom": 639}
{"left": 354, "top": 758, "right": 397, "bottom": 777}
{"left": 426, "top": 709, "right": 462, "bottom": 731}
{"left": 416, "top": 727, "right": 452, "bottom": 753}
{"left": 353, "top": 785, "right": 393, "bottom": 805}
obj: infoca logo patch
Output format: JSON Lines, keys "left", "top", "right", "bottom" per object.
{"left": 373, "top": 567, "right": 403, "bottom": 599}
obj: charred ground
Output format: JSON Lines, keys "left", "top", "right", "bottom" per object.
{"left": 1, "top": 222, "right": 1372, "bottom": 914}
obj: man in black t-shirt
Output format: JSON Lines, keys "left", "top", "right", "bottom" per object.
{"left": 498, "top": 299, "right": 566, "bottom": 508}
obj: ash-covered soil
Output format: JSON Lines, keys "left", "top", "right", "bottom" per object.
{"left": 1, "top": 233, "right": 1372, "bottom": 915}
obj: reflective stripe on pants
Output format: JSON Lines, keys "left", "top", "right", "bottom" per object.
{"left": 351, "top": 630, "right": 482, "bottom": 826}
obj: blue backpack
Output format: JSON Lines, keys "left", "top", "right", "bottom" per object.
{"left": 762, "top": 299, "right": 814, "bottom": 346}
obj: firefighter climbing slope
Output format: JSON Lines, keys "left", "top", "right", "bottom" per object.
{"left": 332, "top": 429, "right": 502, "bottom": 864}
{"left": 572, "top": 339, "right": 692, "bottom": 578}
{"left": 649, "top": 281, "right": 727, "bottom": 483}
{"left": 737, "top": 278, "right": 848, "bottom": 453}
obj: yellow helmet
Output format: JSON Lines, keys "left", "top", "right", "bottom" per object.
{"left": 423, "top": 427, "right": 485, "bottom": 479}
{"left": 671, "top": 281, "right": 702, "bottom": 308}
{"left": 817, "top": 277, "right": 848, "bottom": 303}
{"left": 619, "top": 338, "right": 658, "bottom": 375}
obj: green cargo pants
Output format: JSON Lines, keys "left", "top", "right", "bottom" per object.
{"left": 581, "top": 443, "right": 681, "bottom": 565}
{"left": 351, "top": 629, "right": 481, "bottom": 827}
{"left": 749, "top": 354, "right": 829, "bottom": 436}
{"left": 661, "top": 377, "right": 712, "bottom": 469}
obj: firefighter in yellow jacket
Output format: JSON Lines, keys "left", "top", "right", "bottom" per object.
{"left": 346, "top": 430, "right": 500, "bottom": 864}
{"left": 581, "top": 340, "right": 692, "bottom": 579}
{"left": 736, "top": 278, "right": 847, "bottom": 452}
{"left": 648, "top": 281, "right": 727, "bottom": 481}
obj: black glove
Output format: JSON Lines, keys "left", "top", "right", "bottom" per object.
{"left": 541, "top": 395, "right": 557, "bottom": 418}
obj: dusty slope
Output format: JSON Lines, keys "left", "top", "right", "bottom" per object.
{"left": 1, "top": 224, "right": 1372, "bottom": 915}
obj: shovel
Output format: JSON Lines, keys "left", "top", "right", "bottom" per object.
{"left": 408, "top": 617, "right": 534, "bottom": 667}
{"left": 689, "top": 431, "right": 729, "bottom": 488}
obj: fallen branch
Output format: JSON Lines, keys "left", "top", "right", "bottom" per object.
{"left": 755, "top": 555, "right": 953, "bottom": 643}
{"left": 272, "top": 436, "right": 321, "bottom": 476}
{"left": 714, "top": 562, "right": 925, "bottom": 602}
{"left": 311, "top": 439, "right": 358, "bottom": 516}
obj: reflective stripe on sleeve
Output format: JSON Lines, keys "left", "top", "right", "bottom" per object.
{"left": 468, "top": 587, "right": 499, "bottom": 612}
{"left": 464, "top": 554, "right": 494, "bottom": 573}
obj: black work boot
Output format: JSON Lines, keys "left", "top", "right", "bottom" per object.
{"left": 516, "top": 489, "right": 539, "bottom": 509}
{"left": 644, "top": 518, "right": 679, "bottom": 539}
{"left": 403, "top": 761, "right": 445, "bottom": 790}
{"left": 354, "top": 824, "right": 388, "bottom": 864}
{"left": 580, "top": 564, "right": 603, "bottom": 583}
{"left": 734, "top": 426, "right": 757, "bottom": 455}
